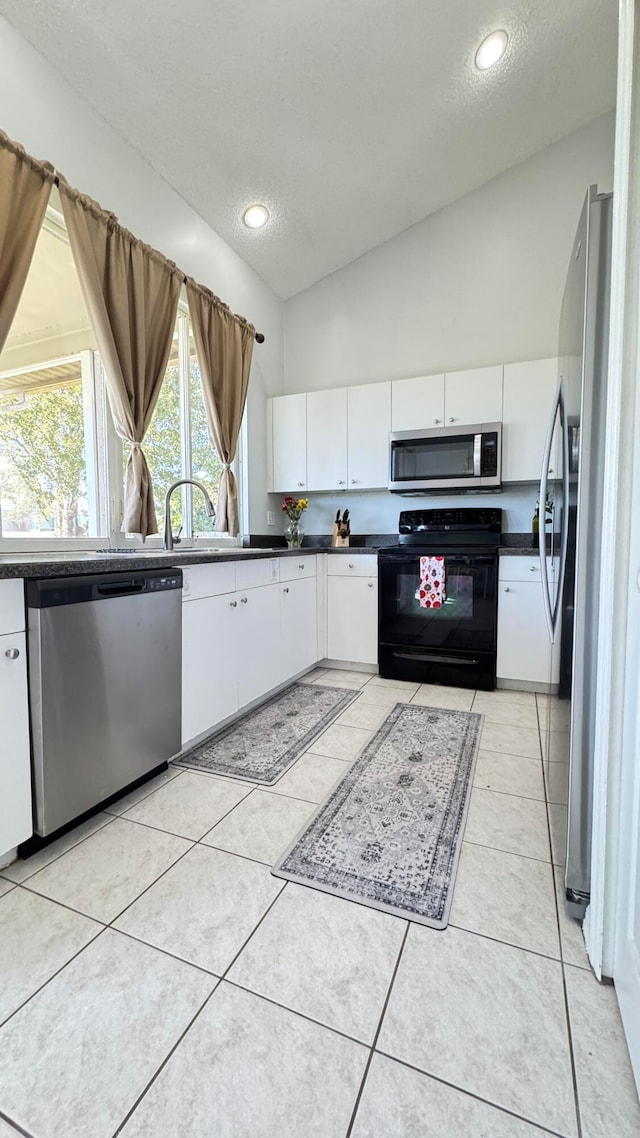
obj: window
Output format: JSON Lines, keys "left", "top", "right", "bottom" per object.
{"left": 0, "top": 204, "right": 105, "bottom": 541}
{"left": 0, "top": 201, "right": 238, "bottom": 548}
{"left": 130, "top": 313, "right": 226, "bottom": 540}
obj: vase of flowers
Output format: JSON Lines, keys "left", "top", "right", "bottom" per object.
{"left": 282, "top": 496, "right": 308, "bottom": 549}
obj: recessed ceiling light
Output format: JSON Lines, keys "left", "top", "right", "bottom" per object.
{"left": 243, "top": 204, "right": 270, "bottom": 229}
{"left": 475, "top": 30, "right": 508, "bottom": 71}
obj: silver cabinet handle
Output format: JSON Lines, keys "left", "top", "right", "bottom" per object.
{"left": 367, "top": 582, "right": 374, "bottom": 588}
{"left": 350, "top": 479, "right": 358, "bottom": 484}
{"left": 298, "top": 563, "right": 305, "bottom": 569}
{"left": 349, "top": 562, "right": 355, "bottom": 568}
{"left": 4, "top": 648, "right": 19, "bottom": 659}
{"left": 548, "top": 468, "right": 554, "bottom": 474}
{"left": 240, "top": 596, "right": 248, "bottom": 604}
{"left": 297, "top": 481, "right": 304, "bottom": 487}
{"left": 529, "top": 566, "right": 537, "bottom": 572}
{"left": 229, "top": 600, "right": 237, "bottom": 607}
{"left": 283, "top": 587, "right": 289, "bottom": 594}
{"left": 504, "top": 587, "right": 510, "bottom": 592}
{"left": 434, "top": 418, "right": 442, "bottom": 424}
{"left": 337, "top": 480, "right": 345, "bottom": 486}
{"left": 448, "top": 417, "right": 456, "bottom": 423}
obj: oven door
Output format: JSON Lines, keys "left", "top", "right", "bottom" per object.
{"left": 378, "top": 550, "right": 498, "bottom": 689}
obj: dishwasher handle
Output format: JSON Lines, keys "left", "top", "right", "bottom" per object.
{"left": 96, "top": 579, "right": 146, "bottom": 598}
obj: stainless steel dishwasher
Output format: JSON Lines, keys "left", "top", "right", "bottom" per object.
{"left": 27, "top": 568, "right": 183, "bottom": 837}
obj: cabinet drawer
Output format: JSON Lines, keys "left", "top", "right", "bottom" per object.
{"left": 499, "top": 556, "right": 555, "bottom": 583}
{"left": 0, "top": 579, "right": 26, "bottom": 635}
{"left": 235, "top": 557, "right": 280, "bottom": 592}
{"left": 327, "top": 555, "right": 378, "bottom": 577}
{"left": 182, "top": 562, "right": 236, "bottom": 601}
{"left": 279, "top": 555, "right": 317, "bottom": 582}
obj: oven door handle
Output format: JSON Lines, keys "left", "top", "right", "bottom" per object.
{"left": 392, "top": 651, "right": 479, "bottom": 666}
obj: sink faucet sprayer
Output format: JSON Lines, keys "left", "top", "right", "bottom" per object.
{"left": 163, "top": 480, "right": 216, "bottom": 550}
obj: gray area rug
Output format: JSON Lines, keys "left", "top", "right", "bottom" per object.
{"left": 272, "top": 702, "right": 482, "bottom": 929}
{"left": 175, "top": 682, "right": 359, "bottom": 785}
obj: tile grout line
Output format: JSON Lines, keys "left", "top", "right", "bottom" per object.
{"left": 372, "top": 1050, "right": 571, "bottom": 1138}
{"left": 0, "top": 923, "right": 107, "bottom": 1034}
{"left": 110, "top": 882, "right": 289, "bottom": 1137}
{"left": 0, "top": 812, "right": 117, "bottom": 886}
{"left": 102, "top": 767, "right": 185, "bottom": 817}
{"left": 537, "top": 696, "right": 584, "bottom": 1138}
{"left": 0, "top": 1108, "right": 38, "bottom": 1138}
{"left": 344, "top": 922, "right": 411, "bottom": 1138}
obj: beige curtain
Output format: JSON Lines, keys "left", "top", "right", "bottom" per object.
{"left": 0, "top": 131, "right": 54, "bottom": 353}
{"left": 59, "top": 178, "right": 181, "bottom": 536}
{"left": 186, "top": 279, "right": 255, "bottom": 535}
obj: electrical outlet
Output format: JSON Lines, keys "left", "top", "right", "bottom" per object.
{"left": 267, "top": 510, "right": 275, "bottom": 526}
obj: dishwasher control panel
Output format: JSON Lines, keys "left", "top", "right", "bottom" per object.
{"left": 148, "top": 575, "right": 181, "bottom": 591}
{"left": 27, "top": 568, "right": 183, "bottom": 608}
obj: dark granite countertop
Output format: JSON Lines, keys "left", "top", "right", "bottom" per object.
{"left": 0, "top": 533, "right": 546, "bottom": 578}
{"left": 0, "top": 545, "right": 381, "bottom": 579}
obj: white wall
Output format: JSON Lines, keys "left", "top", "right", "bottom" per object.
{"left": 285, "top": 112, "right": 614, "bottom": 391}
{"left": 0, "top": 16, "right": 284, "bottom": 535}
{"left": 283, "top": 111, "right": 615, "bottom": 535}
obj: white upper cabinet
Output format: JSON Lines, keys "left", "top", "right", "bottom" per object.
{"left": 391, "top": 374, "right": 445, "bottom": 431}
{"left": 347, "top": 381, "right": 391, "bottom": 489}
{"left": 270, "top": 393, "right": 307, "bottom": 492}
{"left": 502, "top": 358, "right": 559, "bottom": 482}
{"left": 444, "top": 365, "right": 503, "bottom": 426}
{"left": 307, "top": 387, "right": 348, "bottom": 491}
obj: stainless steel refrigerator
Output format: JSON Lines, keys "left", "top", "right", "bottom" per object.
{"left": 539, "top": 185, "right": 612, "bottom": 919}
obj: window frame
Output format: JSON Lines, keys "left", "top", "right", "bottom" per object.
{"left": 0, "top": 227, "right": 243, "bottom": 551}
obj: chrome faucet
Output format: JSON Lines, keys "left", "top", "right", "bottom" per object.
{"left": 163, "top": 479, "right": 216, "bottom": 550}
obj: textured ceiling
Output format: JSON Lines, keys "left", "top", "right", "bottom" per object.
{"left": 0, "top": 0, "right": 617, "bottom": 298}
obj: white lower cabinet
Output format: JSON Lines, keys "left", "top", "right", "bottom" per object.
{"left": 497, "top": 558, "right": 560, "bottom": 687}
{"left": 182, "top": 558, "right": 318, "bottom": 745}
{"left": 0, "top": 630, "right": 32, "bottom": 856}
{"left": 182, "top": 593, "right": 239, "bottom": 744}
{"left": 237, "top": 583, "right": 282, "bottom": 707}
{"left": 327, "top": 575, "right": 378, "bottom": 666}
{"left": 281, "top": 576, "right": 318, "bottom": 677}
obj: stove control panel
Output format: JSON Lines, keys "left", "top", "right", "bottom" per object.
{"left": 398, "top": 507, "right": 502, "bottom": 534}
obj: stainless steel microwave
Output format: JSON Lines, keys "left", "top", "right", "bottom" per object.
{"left": 388, "top": 422, "right": 502, "bottom": 493}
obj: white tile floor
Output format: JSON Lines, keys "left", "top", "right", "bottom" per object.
{"left": 1, "top": 670, "right": 639, "bottom": 1138}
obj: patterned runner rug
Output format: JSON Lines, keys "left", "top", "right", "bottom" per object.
{"left": 272, "top": 702, "right": 482, "bottom": 929}
{"left": 175, "top": 682, "right": 359, "bottom": 785}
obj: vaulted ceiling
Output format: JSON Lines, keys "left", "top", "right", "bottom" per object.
{"left": 0, "top": 1, "right": 617, "bottom": 298}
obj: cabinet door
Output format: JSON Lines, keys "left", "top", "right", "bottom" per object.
{"left": 327, "top": 576, "right": 378, "bottom": 665}
{"left": 444, "top": 365, "right": 503, "bottom": 426}
{"left": 281, "top": 576, "right": 318, "bottom": 679}
{"left": 182, "top": 594, "right": 238, "bottom": 744}
{"left": 497, "top": 580, "right": 559, "bottom": 685}
{"left": 271, "top": 394, "right": 307, "bottom": 492}
{"left": 307, "top": 388, "right": 348, "bottom": 491}
{"left": 237, "top": 583, "right": 283, "bottom": 706}
{"left": 391, "top": 374, "right": 445, "bottom": 431}
{"left": 502, "top": 359, "right": 559, "bottom": 482}
{"left": 0, "top": 631, "right": 32, "bottom": 854}
{"left": 347, "top": 382, "right": 391, "bottom": 489}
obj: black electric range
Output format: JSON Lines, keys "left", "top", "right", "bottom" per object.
{"left": 378, "top": 507, "right": 502, "bottom": 691}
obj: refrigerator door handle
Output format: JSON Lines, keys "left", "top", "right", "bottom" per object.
{"left": 539, "top": 378, "right": 563, "bottom": 640}
{"left": 554, "top": 390, "right": 571, "bottom": 642}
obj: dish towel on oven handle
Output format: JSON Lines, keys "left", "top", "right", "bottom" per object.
{"left": 416, "top": 556, "right": 446, "bottom": 608}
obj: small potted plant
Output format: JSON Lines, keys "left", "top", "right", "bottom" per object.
{"left": 282, "top": 496, "right": 308, "bottom": 549}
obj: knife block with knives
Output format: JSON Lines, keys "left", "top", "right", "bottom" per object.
{"left": 331, "top": 509, "right": 351, "bottom": 547}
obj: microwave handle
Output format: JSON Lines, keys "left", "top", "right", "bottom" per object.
{"left": 473, "top": 434, "right": 482, "bottom": 478}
